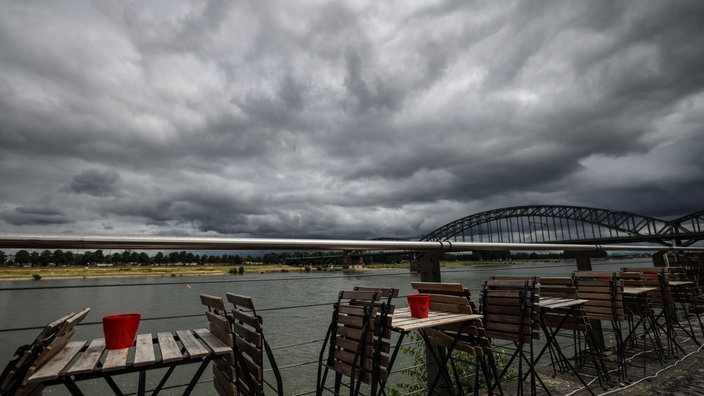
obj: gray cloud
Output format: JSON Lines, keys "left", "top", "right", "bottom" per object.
{"left": 69, "top": 169, "right": 121, "bottom": 197}
{"left": 0, "top": 0, "right": 702, "bottom": 240}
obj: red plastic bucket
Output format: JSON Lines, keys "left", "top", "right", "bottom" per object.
{"left": 102, "top": 313, "right": 141, "bottom": 349}
{"left": 407, "top": 294, "right": 431, "bottom": 318}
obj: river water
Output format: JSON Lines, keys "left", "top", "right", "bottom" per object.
{"left": 0, "top": 258, "right": 648, "bottom": 395}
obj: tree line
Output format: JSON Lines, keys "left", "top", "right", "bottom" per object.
{"left": 0, "top": 249, "right": 606, "bottom": 268}
{"left": 0, "top": 249, "right": 312, "bottom": 267}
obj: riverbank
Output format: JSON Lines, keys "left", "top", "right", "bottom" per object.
{"left": 0, "top": 264, "right": 294, "bottom": 281}
{"left": 0, "top": 258, "right": 601, "bottom": 281}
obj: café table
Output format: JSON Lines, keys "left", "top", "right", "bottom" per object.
{"left": 534, "top": 297, "right": 595, "bottom": 395}
{"left": 26, "top": 328, "right": 232, "bottom": 396}
{"left": 387, "top": 307, "right": 483, "bottom": 396}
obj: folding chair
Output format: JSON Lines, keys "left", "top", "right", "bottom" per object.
{"left": 0, "top": 308, "right": 90, "bottom": 396}
{"left": 226, "top": 293, "right": 283, "bottom": 396}
{"left": 352, "top": 286, "right": 398, "bottom": 396}
{"left": 317, "top": 290, "right": 380, "bottom": 396}
{"left": 200, "top": 294, "right": 237, "bottom": 396}
{"left": 618, "top": 271, "right": 665, "bottom": 373}
{"left": 481, "top": 277, "right": 540, "bottom": 395}
{"left": 572, "top": 272, "right": 629, "bottom": 384}
{"left": 412, "top": 282, "right": 502, "bottom": 395}
{"left": 665, "top": 267, "right": 704, "bottom": 339}
{"left": 539, "top": 277, "right": 610, "bottom": 388}
{"left": 621, "top": 267, "right": 698, "bottom": 356}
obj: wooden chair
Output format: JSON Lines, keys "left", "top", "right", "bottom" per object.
{"left": 412, "top": 282, "right": 501, "bottom": 395}
{"left": 316, "top": 290, "right": 380, "bottom": 396}
{"left": 0, "top": 307, "right": 90, "bottom": 396}
{"left": 481, "top": 277, "right": 540, "bottom": 395}
{"left": 352, "top": 286, "right": 398, "bottom": 396}
{"left": 572, "top": 271, "right": 629, "bottom": 384}
{"left": 539, "top": 277, "right": 610, "bottom": 387}
{"left": 201, "top": 294, "right": 238, "bottom": 396}
{"left": 617, "top": 272, "right": 666, "bottom": 372}
{"left": 226, "top": 293, "right": 283, "bottom": 396}
{"left": 621, "top": 267, "right": 700, "bottom": 355}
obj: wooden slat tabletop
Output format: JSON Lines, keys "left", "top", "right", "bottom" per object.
{"left": 194, "top": 328, "right": 232, "bottom": 355}
{"left": 28, "top": 341, "right": 86, "bottom": 382}
{"left": 389, "top": 307, "right": 482, "bottom": 332}
{"left": 133, "top": 333, "right": 156, "bottom": 367}
{"left": 66, "top": 338, "right": 105, "bottom": 375}
{"left": 538, "top": 297, "right": 589, "bottom": 310}
{"left": 27, "top": 329, "right": 231, "bottom": 385}
{"left": 177, "top": 330, "right": 209, "bottom": 358}
{"left": 157, "top": 332, "right": 182, "bottom": 363}
{"left": 623, "top": 286, "right": 657, "bottom": 295}
{"left": 102, "top": 347, "right": 129, "bottom": 372}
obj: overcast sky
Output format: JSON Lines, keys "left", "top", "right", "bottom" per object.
{"left": 1, "top": 0, "right": 703, "bottom": 241}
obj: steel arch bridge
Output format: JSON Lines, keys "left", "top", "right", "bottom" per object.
{"left": 420, "top": 205, "right": 704, "bottom": 247}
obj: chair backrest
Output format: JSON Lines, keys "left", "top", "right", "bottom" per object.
{"left": 200, "top": 294, "right": 237, "bottom": 396}
{"left": 0, "top": 308, "right": 90, "bottom": 396}
{"left": 620, "top": 267, "right": 675, "bottom": 310}
{"left": 352, "top": 286, "right": 398, "bottom": 388}
{"left": 412, "top": 282, "right": 491, "bottom": 357}
{"left": 572, "top": 272, "right": 627, "bottom": 322}
{"left": 619, "top": 271, "right": 644, "bottom": 287}
{"left": 481, "top": 277, "right": 540, "bottom": 344}
{"left": 539, "top": 277, "right": 592, "bottom": 333}
{"left": 226, "top": 293, "right": 283, "bottom": 396}
{"left": 318, "top": 290, "right": 380, "bottom": 393}
{"left": 411, "top": 281, "right": 478, "bottom": 312}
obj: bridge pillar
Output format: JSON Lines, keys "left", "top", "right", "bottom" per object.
{"left": 652, "top": 251, "right": 669, "bottom": 267}
{"left": 415, "top": 250, "right": 450, "bottom": 394}
{"left": 418, "top": 250, "right": 443, "bottom": 282}
{"left": 575, "top": 251, "right": 593, "bottom": 271}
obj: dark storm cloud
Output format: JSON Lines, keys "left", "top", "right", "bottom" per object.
{"left": 69, "top": 169, "right": 121, "bottom": 197}
{"left": 0, "top": 0, "right": 702, "bottom": 239}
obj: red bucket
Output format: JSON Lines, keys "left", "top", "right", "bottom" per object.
{"left": 102, "top": 313, "right": 141, "bottom": 350}
{"left": 407, "top": 294, "right": 431, "bottom": 318}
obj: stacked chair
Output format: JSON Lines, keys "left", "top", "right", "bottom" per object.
{"left": 412, "top": 281, "right": 501, "bottom": 395}
{"left": 0, "top": 307, "right": 91, "bottom": 396}
{"left": 571, "top": 271, "right": 629, "bottom": 385}
{"left": 201, "top": 293, "right": 283, "bottom": 396}
{"left": 618, "top": 271, "right": 666, "bottom": 372}
{"left": 621, "top": 267, "right": 699, "bottom": 356}
{"left": 351, "top": 286, "right": 399, "bottom": 396}
{"left": 481, "top": 277, "right": 540, "bottom": 395}
{"left": 226, "top": 293, "right": 283, "bottom": 396}
{"left": 316, "top": 288, "right": 395, "bottom": 396}
{"left": 539, "top": 277, "right": 610, "bottom": 389}
{"left": 201, "top": 294, "right": 238, "bottom": 396}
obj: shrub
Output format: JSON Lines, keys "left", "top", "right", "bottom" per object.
{"left": 32, "top": 273, "right": 42, "bottom": 280}
{"left": 238, "top": 266, "right": 245, "bottom": 274}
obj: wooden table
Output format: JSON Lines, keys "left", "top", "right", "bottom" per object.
{"left": 623, "top": 286, "right": 657, "bottom": 295}
{"left": 388, "top": 307, "right": 483, "bottom": 395}
{"left": 27, "top": 328, "right": 231, "bottom": 396}
{"left": 388, "top": 306, "right": 482, "bottom": 332}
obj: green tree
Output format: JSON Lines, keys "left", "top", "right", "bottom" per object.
{"left": 39, "top": 250, "right": 52, "bottom": 266}
{"left": 14, "top": 250, "right": 30, "bottom": 266}
{"left": 262, "top": 253, "right": 280, "bottom": 264}
{"left": 0, "top": 251, "right": 7, "bottom": 266}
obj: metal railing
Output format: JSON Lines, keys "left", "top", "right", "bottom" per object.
{"left": 2, "top": 234, "right": 704, "bottom": 395}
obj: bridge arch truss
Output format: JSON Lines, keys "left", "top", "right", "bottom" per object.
{"left": 420, "top": 205, "right": 704, "bottom": 246}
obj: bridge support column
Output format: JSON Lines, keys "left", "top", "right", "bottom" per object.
{"left": 416, "top": 250, "right": 451, "bottom": 395}
{"left": 418, "top": 249, "right": 443, "bottom": 282}
{"left": 652, "top": 251, "right": 669, "bottom": 267}
{"left": 574, "top": 251, "right": 606, "bottom": 349}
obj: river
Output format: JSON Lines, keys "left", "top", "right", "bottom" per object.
{"left": 0, "top": 258, "right": 650, "bottom": 394}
